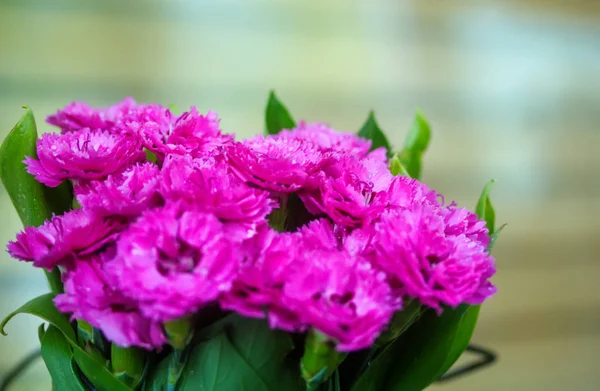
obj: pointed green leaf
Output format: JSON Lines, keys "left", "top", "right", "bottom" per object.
{"left": 475, "top": 179, "right": 496, "bottom": 233}
{"left": 398, "top": 112, "right": 431, "bottom": 179}
{"left": 357, "top": 111, "right": 391, "bottom": 156}
{"left": 351, "top": 305, "right": 479, "bottom": 391}
{"left": 488, "top": 223, "right": 506, "bottom": 254}
{"left": 265, "top": 91, "right": 296, "bottom": 135}
{"left": 0, "top": 106, "right": 72, "bottom": 226}
{"left": 0, "top": 107, "right": 73, "bottom": 293}
{"left": 1, "top": 293, "right": 132, "bottom": 391}
{"left": 388, "top": 154, "right": 410, "bottom": 177}
{"left": 40, "top": 325, "right": 87, "bottom": 391}
{"left": 1, "top": 293, "right": 76, "bottom": 343}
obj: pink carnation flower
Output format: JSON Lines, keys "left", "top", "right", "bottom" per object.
{"left": 278, "top": 121, "right": 372, "bottom": 156}
{"left": 7, "top": 209, "right": 125, "bottom": 270}
{"left": 442, "top": 205, "right": 490, "bottom": 248}
{"left": 129, "top": 107, "right": 232, "bottom": 158}
{"left": 75, "top": 162, "right": 162, "bottom": 217}
{"left": 282, "top": 248, "right": 395, "bottom": 351}
{"left": 54, "top": 255, "right": 167, "bottom": 349}
{"left": 221, "top": 230, "right": 304, "bottom": 331}
{"left": 106, "top": 202, "right": 244, "bottom": 322}
{"left": 379, "top": 175, "right": 441, "bottom": 211}
{"left": 373, "top": 205, "right": 496, "bottom": 310}
{"left": 300, "top": 155, "right": 393, "bottom": 227}
{"left": 165, "top": 108, "right": 234, "bottom": 155}
{"left": 160, "top": 154, "right": 275, "bottom": 224}
{"left": 25, "top": 129, "right": 145, "bottom": 187}
{"left": 226, "top": 136, "right": 333, "bottom": 193}
{"left": 117, "top": 103, "right": 173, "bottom": 150}
{"left": 223, "top": 220, "right": 398, "bottom": 351}
{"left": 47, "top": 97, "right": 137, "bottom": 133}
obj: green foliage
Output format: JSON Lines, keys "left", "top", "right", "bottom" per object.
{"left": 388, "top": 154, "right": 410, "bottom": 177}
{"left": 488, "top": 223, "right": 506, "bottom": 253}
{"left": 1, "top": 293, "right": 132, "bottom": 391}
{"left": 375, "top": 300, "right": 422, "bottom": 346}
{"left": 398, "top": 112, "right": 431, "bottom": 179}
{"left": 0, "top": 107, "right": 72, "bottom": 293}
{"left": 351, "top": 305, "right": 480, "bottom": 391}
{"left": 148, "top": 315, "right": 303, "bottom": 391}
{"left": 357, "top": 111, "right": 391, "bottom": 157}
{"left": 40, "top": 325, "right": 87, "bottom": 391}
{"left": 265, "top": 91, "right": 296, "bottom": 135}
{"left": 476, "top": 179, "right": 496, "bottom": 233}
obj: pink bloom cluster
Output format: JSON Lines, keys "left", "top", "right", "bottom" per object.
{"left": 7, "top": 99, "right": 496, "bottom": 351}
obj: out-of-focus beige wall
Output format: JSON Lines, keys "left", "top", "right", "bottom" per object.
{"left": 1, "top": 1, "right": 599, "bottom": 390}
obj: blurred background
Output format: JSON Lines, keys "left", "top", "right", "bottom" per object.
{"left": 0, "top": 0, "right": 599, "bottom": 390}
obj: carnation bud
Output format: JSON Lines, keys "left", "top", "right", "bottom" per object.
{"left": 301, "top": 329, "right": 347, "bottom": 390}
{"left": 164, "top": 317, "right": 194, "bottom": 350}
{"left": 111, "top": 344, "right": 146, "bottom": 388}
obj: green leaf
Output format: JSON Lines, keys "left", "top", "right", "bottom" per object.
{"left": 73, "top": 345, "right": 132, "bottom": 391}
{"left": 433, "top": 305, "right": 480, "bottom": 380}
{"left": 351, "top": 305, "right": 478, "bottom": 391}
{"left": 168, "top": 104, "right": 182, "bottom": 116}
{"left": 488, "top": 223, "right": 506, "bottom": 254}
{"left": 357, "top": 111, "right": 391, "bottom": 157}
{"left": 143, "top": 352, "right": 170, "bottom": 391}
{"left": 388, "top": 154, "right": 410, "bottom": 177}
{"left": 0, "top": 106, "right": 72, "bottom": 226}
{"left": 1, "top": 293, "right": 76, "bottom": 344}
{"left": 265, "top": 91, "right": 296, "bottom": 135}
{"left": 40, "top": 325, "right": 87, "bottom": 391}
{"left": 1, "top": 293, "right": 132, "bottom": 391}
{"left": 38, "top": 323, "right": 47, "bottom": 343}
{"left": 326, "top": 370, "right": 341, "bottom": 391}
{"left": 0, "top": 107, "right": 73, "bottom": 293}
{"left": 375, "top": 300, "right": 422, "bottom": 345}
{"left": 398, "top": 112, "right": 431, "bottom": 179}
{"left": 151, "top": 315, "right": 303, "bottom": 391}
{"left": 475, "top": 179, "right": 496, "bottom": 233}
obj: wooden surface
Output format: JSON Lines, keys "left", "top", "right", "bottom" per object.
{"left": 1, "top": 1, "right": 599, "bottom": 390}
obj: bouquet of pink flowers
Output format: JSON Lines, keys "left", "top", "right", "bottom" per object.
{"left": 0, "top": 92, "right": 501, "bottom": 391}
